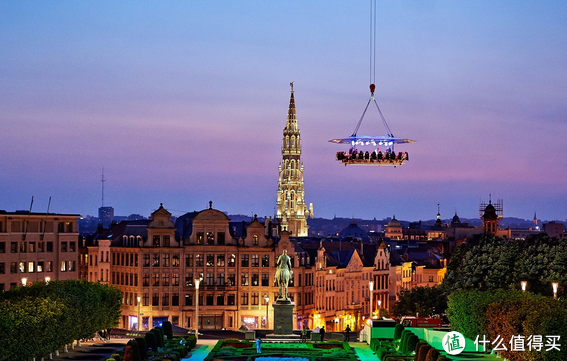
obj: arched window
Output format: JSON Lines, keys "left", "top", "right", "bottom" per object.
{"left": 286, "top": 136, "right": 289, "bottom": 146}
{"left": 291, "top": 136, "right": 295, "bottom": 147}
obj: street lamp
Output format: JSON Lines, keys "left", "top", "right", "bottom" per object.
{"left": 21, "top": 277, "right": 27, "bottom": 286}
{"left": 552, "top": 282, "right": 558, "bottom": 300}
{"left": 137, "top": 296, "right": 141, "bottom": 331}
{"left": 368, "top": 281, "right": 374, "bottom": 319}
{"left": 521, "top": 281, "right": 527, "bottom": 292}
{"left": 45, "top": 276, "right": 50, "bottom": 284}
{"left": 195, "top": 278, "right": 200, "bottom": 341}
{"left": 377, "top": 300, "right": 382, "bottom": 318}
{"left": 264, "top": 295, "right": 269, "bottom": 329}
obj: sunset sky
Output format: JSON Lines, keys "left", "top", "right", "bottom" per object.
{"left": 1, "top": 1, "right": 566, "bottom": 222}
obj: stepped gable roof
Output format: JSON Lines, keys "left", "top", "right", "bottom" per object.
{"left": 175, "top": 211, "right": 199, "bottom": 240}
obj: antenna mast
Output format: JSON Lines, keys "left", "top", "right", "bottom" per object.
{"left": 101, "top": 167, "right": 106, "bottom": 208}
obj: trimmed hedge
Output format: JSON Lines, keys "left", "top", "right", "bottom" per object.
{"left": 415, "top": 342, "right": 430, "bottom": 361}
{"left": 393, "top": 323, "right": 405, "bottom": 341}
{"left": 134, "top": 337, "right": 147, "bottom": 360}
{"left": 425, "top": 348, "right": 439, "bottom": 361}
{"left": 162, "top": 320, "right": 173, "bottom": 340}
{"left": 447, "top": 289, "right": 567, "bottom": 361}
{"left": 144, "top": 331, "right": 157, "bottom": 351}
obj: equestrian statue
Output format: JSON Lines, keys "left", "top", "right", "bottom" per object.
{"left": 274, "top": 249, "right": 293, "bottom": 301}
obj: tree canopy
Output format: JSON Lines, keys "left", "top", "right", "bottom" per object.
{"left": 441, "top": 233, "right": 566, "bottom": 296}
{"left": 0, "top": 280, "right": 122, "bottom": 361}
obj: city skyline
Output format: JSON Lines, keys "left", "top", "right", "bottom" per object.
{"left": 1, "top": 1, "right": 566, "bottom": 221}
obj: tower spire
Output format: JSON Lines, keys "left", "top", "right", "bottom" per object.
{"left": 276, "top": 84, "right": 312, "bottom": 237}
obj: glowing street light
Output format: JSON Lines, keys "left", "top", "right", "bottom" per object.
{"left": 521, "top": 281, "right": 527, "bottom": 292}
{"left": 195, "top": 278, "right": 200, "bottom": 341}
{"left": 552, "top": 282, "right": 559, "bottom": 300}
{"left": 21, "top": 277, "right": 27, "bottom": 286}
{"left": 137, "top": 296, "right": 141, "bottom": 331}
{"left": 45, "top": 276, "right": 51, "bottom": 284}
{"left": 369, "top": 281, "right": 374, "bottom": 319}
{"left": 264, "top": 295, "right": 269, "bottom": 329}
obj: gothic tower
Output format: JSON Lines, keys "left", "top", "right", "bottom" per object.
{"left": 276, "top": 83, "right": 312, "bottom": 237}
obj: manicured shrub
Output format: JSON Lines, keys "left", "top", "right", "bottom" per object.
{"left": 134, "top": 337, "right": 147, "bottom": 360}
{"left": 156, "top": 328, "right": 165, "bottom": 347}
{"left": 413, "top": 341, "right": 429, "bottom": 361}
{"left": 152, "top": 328, "right": 164, "bottom": 348}
{"left": 370, "top": 339, "right": 381, "bottom": 352}
{"left": 393, "top": 323, "right": 405, "bottom": 341}
{"left": 123, "top": 345, "right": 134, "bottom": 361}
{"left": 415, "top": 342, "right": 430, "bottom": 361}
{"left": 376, "top": 347, "right": 390, "bottom": 359}
{"left": 126, "top": 340, "right": 141, "bottom": 361}
{"left": 145, "top": 331, "right": 157, "bottom": 351}
{"left": 186, "top": 335, "right": 197, "bottom": 349}
{"left": 176, "top": 345, "right": 188, "bottom": 357}
{"left": 162, "top": 321, "right": 173, "bottom": 340}
{"left": 400, "top": 330, "right": 413, "bottom": 353}
{"left": 111, "top": 353, "right": 121, "bottom": 361}
{"left": 425, "top": 348, "right": 440, "bottom": 361}
{"left": 406, "top": 335, "right": 419, "bottom": 355}
{"left": 446, "top": 289, "right": 523, "bottom": 340}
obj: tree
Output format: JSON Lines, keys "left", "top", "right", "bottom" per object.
{"left": 391, "top": 286, "right": 447, "bottom": 318}
{"left": 441, "top": 233, "right": 567, "bottom": 296}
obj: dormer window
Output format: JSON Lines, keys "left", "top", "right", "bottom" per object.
{"left": 207, "top": 232, "right": 215, "bottom": 245}
{"left": 252, "top": 235, "right": 259, "bottom": 246}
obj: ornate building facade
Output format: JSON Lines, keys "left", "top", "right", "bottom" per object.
{"left": 276, "top": 84, "right": 312, "bottom": 237}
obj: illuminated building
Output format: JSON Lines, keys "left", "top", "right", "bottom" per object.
{"left": 276, "top": 84, "right": 313, "bottom": 237}
{"left": 0, "top": 210, "right": 80, "bottom": 291}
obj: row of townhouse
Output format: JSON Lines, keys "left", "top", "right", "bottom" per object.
{"left": 81, "top": 204, "right": 447, "bottom": 332}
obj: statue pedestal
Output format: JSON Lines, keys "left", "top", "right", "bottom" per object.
{"left": 272, "top": 301, "right": 295, "bottom": 335}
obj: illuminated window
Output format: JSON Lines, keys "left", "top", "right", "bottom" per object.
{"left": 206, "top": 254, "right": 214, "bottom": 267}
{"left": 206, "top": 232, "right": 214, "bottom": 245}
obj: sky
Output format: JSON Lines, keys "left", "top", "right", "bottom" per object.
{"left": 1, "top": 1, "right": 566, "bottom": 222}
